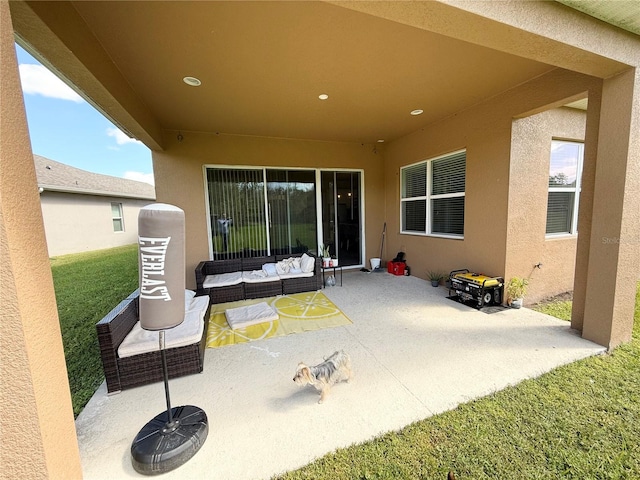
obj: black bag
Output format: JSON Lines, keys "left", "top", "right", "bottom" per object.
{"left": 392, "top": 251, "right": 406, "bottom": 263}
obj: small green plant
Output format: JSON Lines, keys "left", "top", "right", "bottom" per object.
{"left": 506, "top": 276, "right": 529, "bottom": 301}
{"left": 427, "top": 270, "right": 445, "bottom": 282}
{"left": 319, "top": 244, "right": 331, "bottom": 258}
{"left": 427, "top": 270, "right": 445, "bottom": 286}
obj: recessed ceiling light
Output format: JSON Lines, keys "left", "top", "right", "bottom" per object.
{"left": 183, "top": 76, "right": 202, "bottom": 87}
{"left": 410, "top": 109, "right": 423, "bottom": 116}
{"left": 377, "top": 139, "right": 385, "bottom": 143}
{"left": 318, "top": 94, "right": 329, "bottom": 100}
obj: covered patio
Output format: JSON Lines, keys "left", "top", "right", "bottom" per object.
{"left": 76, "top": 272, "right": 605, "bottom": 479}
{"left": 3, "top": 1, "right": 639, "bottom": 477}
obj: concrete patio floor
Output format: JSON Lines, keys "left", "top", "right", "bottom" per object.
{"left": 76, "top": 271, "right": 606, "bottom": 479}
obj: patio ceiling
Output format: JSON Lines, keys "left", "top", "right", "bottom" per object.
{"left": 11, "top": 1, "right": 638, "bottom": 150}
{"left": 13, "top": 1, "right": 561, "bottom": 148}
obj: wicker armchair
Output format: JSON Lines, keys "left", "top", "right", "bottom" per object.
{"left": 96, "top": 290, "right": 211, "bottom": 394}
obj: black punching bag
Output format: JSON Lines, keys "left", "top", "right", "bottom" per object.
{"left": 138, "top": 203, "right": 185, "bottom": 330}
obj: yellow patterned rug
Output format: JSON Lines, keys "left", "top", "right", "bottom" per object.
{"left": 206, "top": 291, "right": 352, "bottom": 349}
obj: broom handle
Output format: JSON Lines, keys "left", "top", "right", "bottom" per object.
{"left": 380, "top": 222, "right": 386, "bottom": 260}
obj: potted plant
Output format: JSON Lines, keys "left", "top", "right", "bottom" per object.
{"left": 506, "top": 276, "right": 529, "bottom": 308}
{"left": 427, "top": 270, "right": 445, "bottom": 287}
{"left": 319, "top": 244, "right": 331, "bottom": 267}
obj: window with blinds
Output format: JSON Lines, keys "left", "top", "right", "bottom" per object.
{"left": 546, "top": 140, "right": 583, "bottom": 236}
{"left": 400, "top": 150, "right": 466, "bottom": 237}
{"left": 401, "top": 163, "right": 427, "bottom": 233}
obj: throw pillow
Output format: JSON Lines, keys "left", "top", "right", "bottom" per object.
{"left": 262, "top": 263, "right": 278, "bottom": 276}
{"left": 300, "top": 253, "right": 315, "bottom": 273}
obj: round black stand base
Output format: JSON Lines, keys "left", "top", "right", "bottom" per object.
{"left": 131, "top": 405, "right": 208, "bottom": 475}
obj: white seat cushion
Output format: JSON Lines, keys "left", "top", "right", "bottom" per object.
{"left": 242, "top": 270, "right": 281, "bottom": 284}
{"left": 186, "top": 295, "right": 209, "bottom": 314}
{"left": 184, "top": 289, "right": 196, "bottom": 309}
{"left": 118, "top": 295, "right": 209, "bottom": 358}
{"left": 225, "top": 302, "right": 279, "bottom": 330}
{"left": 278, "top": 269, "right": 314, "bottom": 279}
{"left": 203, "top": 271, "right": 243, "bottom": 288}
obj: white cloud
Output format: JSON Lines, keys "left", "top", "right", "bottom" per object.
{"left": 19, "top": 63, "right": 84, "bottom": 103}
{"left": 123, "top": 171, "right": 155, "bottom": 186}
{"left": 106, "top": 127, "right": 141, "bottom": 145}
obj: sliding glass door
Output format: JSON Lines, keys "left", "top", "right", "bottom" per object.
{"left": 321, "top": 171, "right": 361, "bottom": 267}
{"left": 266, "top": 169, "right": 317, "bottom": 255}
{"left": 206, "top": 167, "right": 361, "bottom": 266}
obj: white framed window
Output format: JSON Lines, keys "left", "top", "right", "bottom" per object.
{"left": 400, "top": 150, "right": 465, "bottom": 237}
{"left": 111, "top": 202, "right": 124, "bottom": 232}
{"left": 546, "top": 140, "right": 583, "bottom": 236}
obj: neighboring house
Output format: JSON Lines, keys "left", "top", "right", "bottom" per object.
{"left": 34, "top": 155, "right": 156, "bottom": 256}
{"left": 2, "top": 2, "right": 639, "bottom": 477}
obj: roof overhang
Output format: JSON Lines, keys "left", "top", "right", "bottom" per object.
{"left": 10, "top": 1, "right": 639, "bottom": 151}
{"left": 38, "top": 184, "right": 155, "bottom": 201}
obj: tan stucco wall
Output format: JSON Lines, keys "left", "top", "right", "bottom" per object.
{"left": 152, "top": 131, "right": 385, "bottom": 289}
{"left": 507, "top": 107, "right": 587, "bottom": 304}
{"left": 382, "top": 117, "right": 510, "bottom": 281}
{"left": 40, "top": 192, "right": 153, "bottom": 257}
{"left": 576, "top": 69, "right": 640, "bottom": 348}
{"left": 385, "top": 114, "right": 514, "bottom": 281}
{"left": 383, "top": 69, "right": 600, "bottom": 288}
{"left": 152, "top": 67, "right": 619, "bottom": 310}
{"left": 0, "top": 2, "right": 82, "bottom": 477}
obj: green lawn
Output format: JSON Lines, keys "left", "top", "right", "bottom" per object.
{"left": 50, "top": 244, "right": 139, "bottom": 417}
{"left": 52, "top": 246, "right": 640, "bottom": 477}
{"left": 211, "top": 222, "right": 318, "bottom": 255}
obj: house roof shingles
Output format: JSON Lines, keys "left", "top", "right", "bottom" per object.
{"left": 34, "top": 155, "right": 155, "bottom": 200}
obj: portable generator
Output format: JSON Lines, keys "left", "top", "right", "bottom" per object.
{"left": 449, "top": 269, "right": 504, "bottom": 308}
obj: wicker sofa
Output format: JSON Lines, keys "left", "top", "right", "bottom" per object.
{"left": 96, "top": 290, "right": 211, "bottom": 394}
{"left": 195, "top": 252, "right": 322, "bottom": 304}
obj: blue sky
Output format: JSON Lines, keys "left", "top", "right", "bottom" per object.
{"left": 15, "top": 43, "right": 154, "bottom": 185}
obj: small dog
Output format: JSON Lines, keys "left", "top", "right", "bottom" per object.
{"left": 293, "top": 350, "right": 352, "bottom": 403}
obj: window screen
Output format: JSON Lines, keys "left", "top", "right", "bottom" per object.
{"left": 400, "top": 150, "right": 465, "bottom": 237}
{"left": 546, "top": 141, "right": 583, "bottom": 235}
